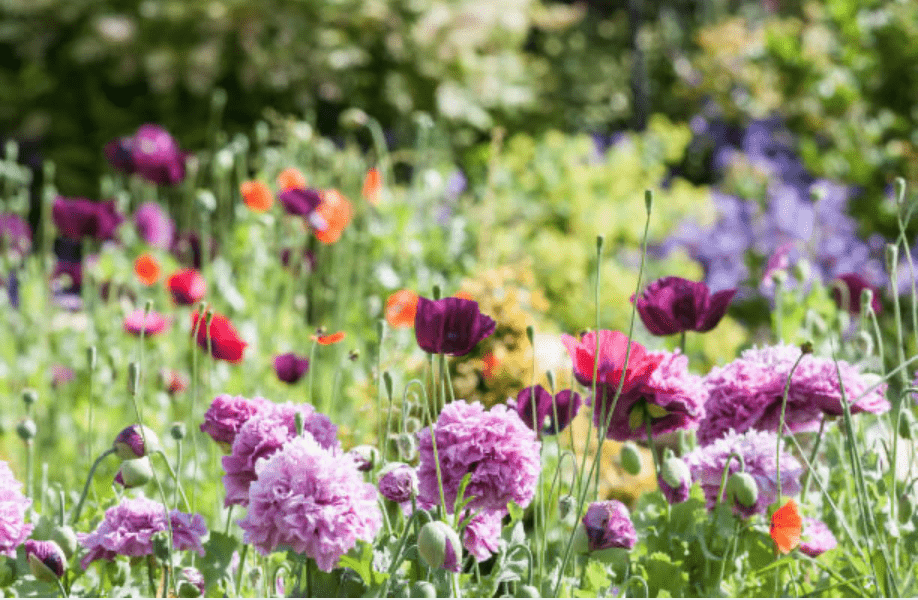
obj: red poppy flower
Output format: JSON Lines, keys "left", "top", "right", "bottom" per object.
{"left": 277, "top": 168, "right": 307, "bottom": 191}
{"left": 134, "top": 254, "right": 161, "bottom": 286}
{"left": 191, "top": 310, "right": 247, "bottom": 362}
{"left": 362, "top": 167, "right": 382, "bottom": 206}
{"left": 770, "top": 499, "right": 802, "bottom": 555}
{"left": 314, "top": 189, "right": 353, "bottom": 244}
{"left": 168, "top": 269, "right": 206, "bottom": 305}
{"left": 311, "top": 331, "right": 345, "bottom": 345}
{"left": 240, "top": 180, "right": 273, "bottom": 213}
{"left": 385, "top": 290, "right": 419, "bottom": 328}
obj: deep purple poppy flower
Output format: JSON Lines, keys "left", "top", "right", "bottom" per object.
{"left": 52, "top": 197, "right": 124, "bottom": 242}
{"left": 632, "top": 276, "right": 736, "bottom": 336}
{"left": 831, "top": 273, "right": 882, "bottom": 315}
{"left": 0, "top": 213, "right": 31, "bottom": 259}
{"left": 134, "top": 202, "right": 175, "bottom": 250}
{"left": 106, "top": 124, "right": 188, "bottom": 186}
{"left": 582, "top": 500, "right": 637, "bottom": 551}
{"left": 278, "top": 188, "right": 322, "bottom": 217}
{"left": 273, "top": 353, "right": 310, "bottom": 384}
{"left": 511, "top": 385, "right": 582, "bottom": 436}
{"left": 414, "top": 297, "right": 496, "bottom": 356}
{"left": 52, "top": 260, "right": 83, "bottom": 294}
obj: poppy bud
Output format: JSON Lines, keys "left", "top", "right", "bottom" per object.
{"left": 886, "top": 244, "right": 899, "bottom": 277}
{"left": 16, "top": 418, "right": 36, "bottom": 442}
{"left": 661, "top": 456, "right": 690, "bottom": 489}
{"left": 51, "top": 525, "right": 78, "bottom": 558}
{"left": 800, "top": 340, "right": 814, "bottom": 355}
{"left": 620, "top": 442, "right": 642, "bottom": 476}
{"left": 382, "top": 371, "right": 394, "bottom": 401}
{"left": 410, "top": 581, "right": 438, "bottom": 598}
{"left": 21, "top": 389, "right": 37, "bottom": 407}
{"left": 516, "top": 584, "right": 541, "bottom": 598}
{"left": 152, "top": 530, "right": 171, "bottom": 562}
{"left": 87, "top": 346, "right": 97, "bottom": 370}
{"left": 171, "top": 422, "right": 187, "bottom": 440}
{"left": 417, "top": 521, "right": 462, "bottom": 572}
{"left": 558, "top": 494, "right": 575, "bottom": 520}
{"left": 348, "top": 445, "right": 379, "bottom": 472}
{"left": 177, "top": 566, "right": 205, "bottom": 598}
{"left": 113, "top": 424, "right": 160, "bottom": 459}
{"left": 861, "top": 289, "right": 875, "bottom": 314}
{"left": 24, "top": 540, "right": 66, "bottom": 582}
{"left": 727, "top": 472, "right": 758, "bottom": 508}
{"left": 127, "top": 362, "right": 140, "bottom": 396}
{"left": 396, "top": 433, "right": 418, "bottom": 462}
{"left": 114, "top": 456, "right": 153, "bottom": 488}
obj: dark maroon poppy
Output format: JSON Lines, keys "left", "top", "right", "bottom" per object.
{"left": 513, "top": 385, "right": 582, "bottom": 436}
{"left": 832, "top": 273, "right": 882, "bottom": 315}
{"left": 105, "top": 124, "right": 188, "bottom": 186}
{"left": 632, "top": 276, "right": 736, "bottom": 336}
{"left": 414, "top": 297, "right": 496, "bottom": 356}
{"left": 52, "top": 197, "right": 124, "bottom": 242}
{"left": 273, "top": 353, "right": 310, "bottom": 384}
{"left": 0, "top": 213, "right": 31, "bottom": 258}
{"left": 191, "top": 310, "right": 247, "bottom": 363}
{"left": 278, "top": 188, "right": 322, "bottom": 217}
{"left": 167, "top": 269, "right": 206, "bottom": 305}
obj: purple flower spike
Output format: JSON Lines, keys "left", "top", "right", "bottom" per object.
{"left": 832, "top": 273, "right": 882, "bottom": 315}
{"left": 134, "top": 202, "right": 176, "bottom": 250}
{"left": 582, "top": 500, "right": 637, "bottom": 551}
{"left": 106, "top": 124, "right": 188, "bottom": 185}
{"left": 512, "top": 385, "right": 582, "bottom": 436}
{"left": 24, "top": 539, "right": 66, "bottom": 580}
{"left": 52, "top": 197, "right": 124, "bottom": 242}
{"left": 273, "top": 353, "right": 310, "bottom": 384}
{"left": 632, "top": 276, "right": 736, "bottom": 336}
{"left": 414, "top": 297, "right": 496, "bottom": 356}
{"left": 800, "top": 517, "right": 837, "bottom": 557}
{"left": 278, "top": 188, "right": 323, "bottom": 217}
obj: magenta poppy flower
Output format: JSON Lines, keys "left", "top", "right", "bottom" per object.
{"left": 414, "top": 297, "right": 496, "bottom": 356}
{"left": 831, "top": 273, "right": 882, "bottom": 315}
{"left": 631, "top": 277, "right": 736, "bottom": 336}
{"left": 273, "top": 353, "right": 310, "bottom": 384}
{"left": 52, "top": 197, "right": 124, "bottom": 242}
{"left": 191, "top": 310, "right": 247, "bottom": 363}
{"left": 582, "top": 500, "right": 636, "bottom": 551}
{"left": 167, "top": 269, "right": 206, "bottom": 305}
{"left": 123, "top": 309, "right": 169, "bottom": 337}
{"left": 278, "top": 188, "right": 322, "bottom": 217}
{"left": 561, "top": 330, "right": 662, "bottom": 395}
{"left": 511, "top": 385, "right": 582, "bottom": 436}
{"left": 134, "top": 202, "right": 175, "bottom": 250}
{"left": 106, "top": 124, "right": 189, "bottom": 186}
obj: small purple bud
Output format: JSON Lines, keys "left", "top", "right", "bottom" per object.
{"left": 113, "top": 424, "right": 160, "bottom": 459}
{"left": 24, "top": 539, "right": 66, "bottom": 581}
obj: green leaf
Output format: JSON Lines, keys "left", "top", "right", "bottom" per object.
{"left": 580, "top": 560, "right": 611, "bottom": 593}
{"left": 645, "top": 551, "right": 688, "bottom": 597}
{"left": 198, "top": 532, "right": 238, "bottom": 594}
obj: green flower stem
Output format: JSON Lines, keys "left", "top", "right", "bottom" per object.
{"left": 86, "top": 347, "right": 96, "bottom": 468}
{"left": 189, "top": 302, "right": 205, "bottom": 513}
{"left": 147, "top": 556, "right": 158, "bottom": 597}
{"left": 235, "top": 543, "right": 249, "bottom": 597}
{"left": 223, "top": 505, "right": 235, "bottom": 537}
{"left": 154, "top": 450, "right": 190, "bottom": 512}
{"left": 776, "top": 349, "right": 807, "bottom": 501}
{"left": 307, "top": 338, "right": 318, "bottom": 407}
{"left": 424, "top": 355, "right": 449, "bottom": 518}
{"left": 714, "top": 452, "right": 745, "bottom": 508}
{"left": 71, "top": 448, "right": 115, "bottom": 524}
{"left": 799, "top": 417, "right": 826, "bottom": 503}
{"left": 377, "top": 321, "right": 386, "bottom": 458}
{"left": 643, "top": 407, "right": 661, "bottom": 483}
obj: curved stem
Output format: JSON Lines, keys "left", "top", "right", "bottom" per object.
{"left": 71, "top": 448, "right": 115, "bottom": 524}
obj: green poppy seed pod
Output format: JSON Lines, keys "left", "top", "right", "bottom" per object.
{"left": 151, "top": 530, "right": 171, "bottom": 562}
{"left": 800, "top": 340, "right": 814, "bottom": 355}
{"left": 22, "top": 389, "right": 37, "bottom": 407}
{"left": 886, "top": 243, "right": 899, "bottom": 276}
{"left": 620, "top": 442, "right": 642, "bottom": 476}
{"left": 596, "top": 235, "right": 604, "bottom": 254}
{"left": 170, "top": 422, "right": 187, "bottom": 441}
{"left": 417, "top": 521, "right": 461, "bottom": 571}
{"left": 382, "top": 371, "right": 394, "bottom": 401}
{"left": 899, "top": 411, "right": 913, "bottom": 440}
{"left": 895, "top": 177, "right": 907, "bottom": 208}
{"left": 16, "top": 418, "right": 36, "bottom": 442}
{"left": 410, "top": 581, "right": 438, "bottom": 598}
{"left": 526, "top": 325, "right": 535, "bottom": 346}
{"left": 116, "top": 457, "right": 153, "bottom": 488}
{"left": 87, "top": 346, "right": 97, "bottom": 370}
{"left": 727, "top": 472, "right": 758, "bottom": 508}
{"left": 516, "top": 584, "right": 541, "bottom": 598}
{"left": 51, "top": 525, "right": 78, "bottom": 558}
{"left": 660, "top": 456, "right": 690, "bottom": 490}
{"left": 559, "top": 494, "right": 575, "bottom": 520}
{"left": 644, "top": 189, "right": 653, "bottom": 214}
{"left": 127, "top": 362, "right": 140, "bottom": 396}
{"left": 339, "top": 107, "right": 369, "bottom": 129}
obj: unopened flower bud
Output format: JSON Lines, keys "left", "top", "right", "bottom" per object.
{"left": 410, "top": 581, "right": 438, "bottom": 598}
{"left": 727, "top": 472, "right": 758, "bottom": 508}
{"left": 396, "top": 433, "right": 418, "bottom": 461}
{"left": 22, "top": 389, "right": 37, "bottom": 407}
{"left": 152, "top": 530, "right": 171, "bottom": 562}
{"left": 516, "top": 584, "right": 541, "bottom": 598}
{"left": 113, "top": 424, "right": 160, "bottom": 459}
{"left": 348, "top": 445, "right": 379, "bottom": 472}
{"left": 382, "top": 371, "right": 394, "bottom": 400}
{"left": 800, "top": 340, "right": 814, "bottom": 355}
{"left": 659, "top": 455, "right": 691, "bottom": 504}
{"left": 127, "top": 362, "right": 140, "bottom": 396}
{"left": 558, "top": 494, "right": 575, "bottom": 520}
{"left": 86, "top": 346, "right": 97, "bottom": 370}
{"left": 114, "top": 456, "right": 153, "bottom": 488}
{"left": 886, "top": 244, "right": 899, "bottom": 276}
{"left": 51, "top": 525, "right": 78, "bottom": 558}
{"left": 417, "top": 521, "right": 461, "bottom": 572}
{"left": 620, "top": 442, "right": 642, "bottom": 476}
{"left": 170, "top": 422, "right": 187, "bottom": 440}
{"left": 178, "top": 566, "right": 205, "bottom": 598}
{"left": 24, "top": 540, "right": 66, "bottom": 582}
{"left": 16, "top": 419, "right": 36, "bottom": 442}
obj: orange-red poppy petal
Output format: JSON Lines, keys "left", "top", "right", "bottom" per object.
{"left": 134, "top": 254, "right": 161, "bottom": 286}
{"left": 241, "top": 180, "right": 273, "bottom": 213}
{"left": 363, "top": 167, "right": 382, "bottom": 206}
{"left": 770, "top": 499, "right": 802, "bottom": 554}
{"left": 277, "top": 168, "right": 307, "bottom": 192}
{"left": 311, "top": 331, "right": 346, "bottom": 345}
{"left": 385, "top": 290, "right": 419, "bottom": 328}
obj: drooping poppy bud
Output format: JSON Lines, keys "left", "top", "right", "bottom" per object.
{"left": 24, "top": 540, "right": 66, "bottom": 582}
{"left": 414, "top": 297, "right": 496, "bottom": 356}
{"left": 658, "top": 455, "right": 691, "bottom": 504}
{"left": 631, "top": 276, "right": 736, "bottom": 336}
{"left": 417, "top": 521, "right": 462, "bottom": 572}
{"left": 113, "top": 424, "right": 160, "bottom": 459}
{"left": 619, "top": 442, "right": 642, "bottom": 476}
{"left": 114, "top": 456, "right": 154, "bottom": 488}
{"left": 727, "top": 472, "right": 758, "bottom": 509}
{"left": 168, "top": 269, "right": 206, "bottom": 305}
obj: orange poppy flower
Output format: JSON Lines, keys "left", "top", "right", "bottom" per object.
{"left": 453, "top": 291, "right": 474, "bottom": 301}
{"left": 240, "top": 180, "right": 273, "bottom": 213}
{"left": 362, "top": 167, "right": 382, "bottom": 206}
{"left": 385, "top": 290, "right": 419, "bottom": 328}
{"left": 277, "top": 168, "right": 307, "bottom": 191}
{"left": 134, "top": 254, "right": 161, "bottom": 286}
{"left": 314, "top": 189, "right": 353, "bottom": 244}
{"left": 482, "top": 352, "right": 500, "bottom": 380}
{"left": 311, "top": 331, "right": 346, "bottom": 345}
{"left": 770, "top": 499, "right": 802, "bottom": 554}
